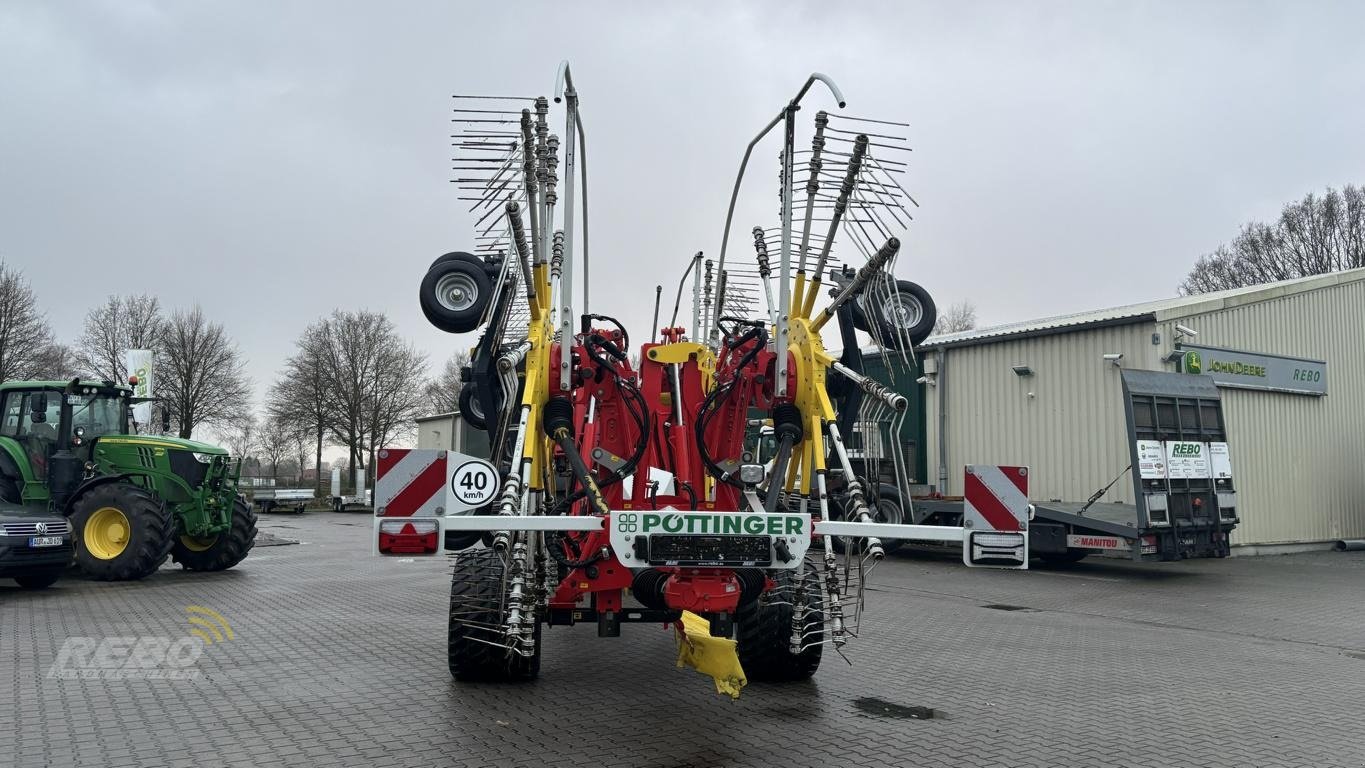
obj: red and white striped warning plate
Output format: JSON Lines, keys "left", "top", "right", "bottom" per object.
{"left": 376, "top": 449, "right": 448, "bottom": 518}
{"left": 963, "top": 465, "right": 1029, "bottom": 532}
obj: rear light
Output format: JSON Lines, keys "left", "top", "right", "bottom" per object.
{"left": 378, "top": 520, "right": 439, "bottom": 555}
{"left": 1139, "top": 534, "right": 1159, "bottom": 556}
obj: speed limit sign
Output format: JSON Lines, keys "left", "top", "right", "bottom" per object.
{"left": 449, "top": 458, "right": 499, "bottom": 510}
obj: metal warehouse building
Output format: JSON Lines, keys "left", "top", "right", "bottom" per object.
{"left": 918, "top": 267, "right": 1365, "bottom": 550}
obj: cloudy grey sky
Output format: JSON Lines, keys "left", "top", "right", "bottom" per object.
{"left": 3, "top": 0, "right": 1363, "bottom": 411}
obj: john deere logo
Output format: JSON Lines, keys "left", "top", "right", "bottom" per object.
{"left": 1183, "top": 350, "right": 1202, "bottom": 374}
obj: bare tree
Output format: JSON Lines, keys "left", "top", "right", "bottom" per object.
{"left": 932, "top": 300, "right": 978, "bottom": 335}
{"left": 0, "top": 262, "right": 61, "bottom": 381}
{"left": 74, "top": 295, "right": 164, "bottom": 381}
{"left": 270, "top": 322, "right": 332, "bottom": 494}
{"left": 1182, "top": 184, "right": 1365, "bottom": 294}
{"left": 221, "top": 414, "right": 258, "bottom": 462}
{"left": 423, "top": 350, "right": 469, "bottom": 414}
{"left": 159, "top": 306, "right": 252, "bottom": 439}
{"left": 315, "top": 310, "right": 427, "bottom": 487}
{"left": 257, "top": 416, "right": 293, "bottom": 479}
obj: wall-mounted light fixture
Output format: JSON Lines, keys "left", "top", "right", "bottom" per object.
{"left": 1011, "top": 365, "right": 1034, "bottom": 377}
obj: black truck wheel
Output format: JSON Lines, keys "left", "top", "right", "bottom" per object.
{"left": 14, "top": 567, "right": 64, "bottom": 589}
{"left": 171, "top": 498, "right": 257, "bottom": 572}
{"left": 448, "top": 548, "right": 541, "bottom": 682}
{"left": 736, "top": 561, "right": 824, "bottom": 682}
{"left": 420, "top": 252, "right": 492, "bottom": 334}
{"left": 852, "top": 279, "right": 937, "bottom": 347}
{"left": 829, "top": 482, "right": 906, "bottom": 556}
{"left": 71, "top": 483, "right": 174, "bottom": 581}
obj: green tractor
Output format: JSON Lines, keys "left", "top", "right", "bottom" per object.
{"left": 0, "top": 379, "right": 256, "bottom": 581}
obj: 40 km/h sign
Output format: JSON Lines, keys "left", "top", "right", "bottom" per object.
{"left": 449, "top": 459, "right": 499, "bottom": 510}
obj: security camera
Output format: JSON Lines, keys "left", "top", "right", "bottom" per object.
{"left": 916, "top": 375, "right": 936, "bottom": 387}
{"left": 1174, "top": 323, "right": 1199, "bottom": 338}
{"left": 1103, "top": 353, "right": 1123, "bottom": 367}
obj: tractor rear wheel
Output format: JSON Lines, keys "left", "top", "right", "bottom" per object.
{"left": 736, "top": 561, "right": 824, "bottom": 681}
{"left": 71, "top": 483, "right": 174, "bottom": 581}
{"left": 0, "top": 474, "right": 20, "bottom": 503}
{"left": 448, "top": 548, "right": 541, "bottom": 682}
{"left": 171, "top": 498, "right": 257, "bottom": 572}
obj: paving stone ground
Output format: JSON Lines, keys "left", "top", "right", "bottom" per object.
{"left": 3, "top": 511, "right": 1364, "bottom": 768}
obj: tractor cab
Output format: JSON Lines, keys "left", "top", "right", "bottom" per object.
{"left": 0, "top": 381, "right": 131, "bottom": 490}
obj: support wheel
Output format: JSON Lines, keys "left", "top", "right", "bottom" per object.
{"left": 171, "top": 498, "right": 257, "bottom": 572}
{"left": 448, "top": 548, "right": 541, "bottom": 682}
{"left": 72, "top": 483, "right": 174, "bottom": 581}
{"left": 420, "top": 252, "right": 492, "bottom": 334}
{"left": 736, "top": 560, "right": 824, "bottom": 681}
{"left": 852, "top": 279, "right": 937, "bottom": 347}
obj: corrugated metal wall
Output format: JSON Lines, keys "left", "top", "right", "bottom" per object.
{"left": 1156, "top": 279, "right": 1365, "bottom": 545}
{"left": 926, "top": 322, "right": 1160, "bottom": 501}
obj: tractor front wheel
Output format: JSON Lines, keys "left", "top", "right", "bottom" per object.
{"left": 71, "top": 483, "right": 174, "bottom": 581}
{"left": 448, "top": 548, "right": 541, "bottom": 682}
{"left": 172, "top": 498, "right": 257, "bottom": 572}
{"left": 736, "top": 561, "right": 824, "bottom": 681}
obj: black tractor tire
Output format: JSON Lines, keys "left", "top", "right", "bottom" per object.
{"left": 0, "top": 474, "right": 20, "bottom": 503}
{"left": 1039, "top": 550, "right": 1089, "bottom": 566}
{"left": 420, "top": 253, "right": 492, "bottom": 334}
{"left": 448, "top": 548, "right": 541, "bottom": 682}
{"left": 14, "top": 567, "right": 64, "bottom": 590}
{"left": 71, "top": 483, "right": 174, "bottom": 581}
{"left": 829, "top": 482, "right": 906, "bottom": 556}
{"left": 736, "top": 561, "right": 824, "bottom": 682}
{"left": 171, "top": 498, "right": 257, "bottom": 572}
{"left": 852, "top": 279, "right": 937, "bottom": 347}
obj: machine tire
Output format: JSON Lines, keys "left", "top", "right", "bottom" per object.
{"left": 0, "top": 474, "right": 20, "bottom": 503}
{"left": 420, "top": 253, "right": 492, "bottom": 334}
{"left": 448, "top": 548, "right": 541, "bottom": 682}
{"left": 459, "top": 384, "right": 489, "bottom": 431}
{"left": 852, "top": 279, "right": 937, "bottom": 347}
{"left": 171, "top": 498, "right": 257, "bottom": 572}
{"left": 71, "top": 483, "right": 174, "bottom": 581}
{"left": 1039, "top": 550, "right": 1088, "bottom": 565}
{"left": 14, "top": 567, "right": 63, "bottom": 589}
{"left": 736, "top": 561, "right": 823, "bottom": 682}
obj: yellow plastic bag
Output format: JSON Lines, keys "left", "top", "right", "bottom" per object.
{"left": 675, "top": 611, "right": 747, "bottom": 699}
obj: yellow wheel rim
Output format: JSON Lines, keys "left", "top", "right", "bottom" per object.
{"left": 84, "top": 506, "right": 132, "bottom": 560}
{"left": 180, "top": 534, "right": 218, "bottom": 552}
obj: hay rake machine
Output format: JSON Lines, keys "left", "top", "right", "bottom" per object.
{"left": 378, "top": 63, "right": 1028, "bottom": 696}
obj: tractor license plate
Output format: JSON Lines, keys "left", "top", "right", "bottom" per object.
{"left": 648, "top": 534, "right": 771, "bottom": 567}
{"left": 28, "top": 536, "right": 63, "bottom": 548}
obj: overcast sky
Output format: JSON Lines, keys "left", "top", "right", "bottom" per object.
{"left": 3, "top": 0, "right": 1363, "bottom": 413}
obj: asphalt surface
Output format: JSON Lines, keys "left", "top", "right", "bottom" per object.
{"left": 3, "top": 511, "right": 1364, "bottom": 768}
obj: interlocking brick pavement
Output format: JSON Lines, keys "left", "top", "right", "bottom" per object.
{"left": 2, "top": 513, "right": 1364, "bottom": 768}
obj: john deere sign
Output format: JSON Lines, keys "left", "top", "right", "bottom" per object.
{"left": 1180, "top": 344, "right": 1327, "bottom": 396}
